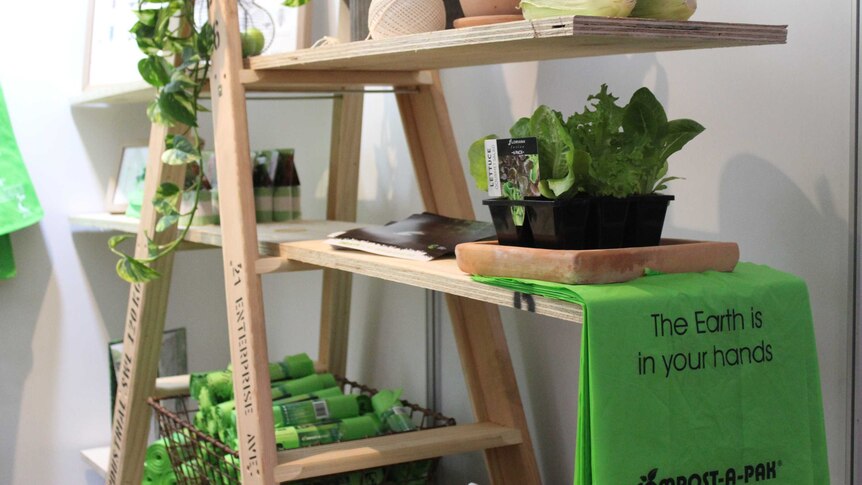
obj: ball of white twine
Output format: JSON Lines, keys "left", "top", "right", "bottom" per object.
{"left": 368, "top": 0, "right": 446, "bottom": 40}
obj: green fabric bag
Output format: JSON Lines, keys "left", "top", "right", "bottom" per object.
{"left": 474, "top": 263, "right": 829, "bottom": 485}
{"left": 0, "top": 83, "right": 43, "bottom": 279}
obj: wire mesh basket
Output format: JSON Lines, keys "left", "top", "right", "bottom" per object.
{"left": 148, "top": 376, "right": 456, "bottom": 484}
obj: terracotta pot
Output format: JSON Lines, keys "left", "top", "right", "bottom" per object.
{"left": 459, "top": 0, "right": 519, "bottom": 17}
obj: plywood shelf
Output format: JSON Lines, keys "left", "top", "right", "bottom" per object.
{"left": 250, "top": 16, "right": 786, "bottom": 72}
{"left": 81, "top": 446, "right": 110, "bottom": 478}
{"left": 72, "top": 17, "right": 785, "bottom": 105}
{"left": 69, "top": 213, "right": 583, "bottom": 322}
{"left": 274, "top": 422, "right": 522, "bottom": 482}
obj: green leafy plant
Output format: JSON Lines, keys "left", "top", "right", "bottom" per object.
{"left": 468, "top": 85, "right": 704, "bottom": 200}
{"left": 112, "top": 0, "right": 306, "bottom": 283}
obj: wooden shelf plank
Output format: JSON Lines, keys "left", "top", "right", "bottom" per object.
{"left": 71, "top": 213, "right": 583, "bottom": 322}
{"left": 81, "top": 446, "right": 110, "bottom": 478}
{"left": 280, "top": 240, "right": 584, "bottom": 323}
{"left": 250, "top": 16, "right": 786, "bottom": 72}
{"left": 69, "top": 213, "right": 364, "bottom": 258}
{"left": 274, "top": 423, "right": 522, "bottom": 482}
{"left": 73, "top": 17, "right": 786, "bottom": 105}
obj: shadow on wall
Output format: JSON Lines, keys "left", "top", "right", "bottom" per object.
{"left": 0, "top": 224, "right": 53, "bottom": 484}
{"left": 72, "top": 232, "right": 135, "bottom": 339}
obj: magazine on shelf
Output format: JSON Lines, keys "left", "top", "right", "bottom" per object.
{"left": 326, "top": 212, "right": 495, "bottom": 261}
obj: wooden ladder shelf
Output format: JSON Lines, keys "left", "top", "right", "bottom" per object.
{"left": 102, "top": 3, "right": 786, "bottom": 483}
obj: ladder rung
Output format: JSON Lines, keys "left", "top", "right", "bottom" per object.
{"left": 255, "top": 257, "right": 321, "bottom": 274}
{"left": 273, "top": 422, "right": 522, "bottom": 482}
{"left": 240, "top": 69, "right": 433, "bottom": 92}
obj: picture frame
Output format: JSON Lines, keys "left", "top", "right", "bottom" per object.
{"left": 106, "top": 145, "right": 148, "bottom": 214}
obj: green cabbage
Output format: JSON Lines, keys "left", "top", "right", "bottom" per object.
{"left": 631, "top": 0, "right": 696, "bottom": 20}
{"left": 519, "top": 0, "right": 636, "bottom": 20}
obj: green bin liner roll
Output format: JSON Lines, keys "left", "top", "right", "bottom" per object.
{"left": 144, "top": 438, "right": 172, "bottom": 476}
{"left": 371, "top": 389, "right": 416, "bottom": 433}
{"left": 271, "top": 373, "right": 337, "bottom": 401}
{"left": 273, "top": 385, "right": 343, "bottom": 407}
{"left": 269, "top": 353, "right": 315, "bottom": 381}
{"left": 272, "top": 394, "right": 360, "bottom": 428}
{"left": 274, "top": 415, "right": 380, "bottom": 451}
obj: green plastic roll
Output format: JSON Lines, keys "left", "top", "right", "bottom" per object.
{"left": 197, "top": 386, "right": 215, "bottom": 410}
{"left": 283, "top": 353, "right": 315, "bottom": 378}
{"left": 144, "top": 438, "right": 172, "bottom": 476}
{"left": 159, "top": 471, "right": 178, "bottom": 485}
{"left": 371, "top": 389, "right": 416, "bottom": 433}
{"left": 339, "top": 414, "right": 381, "bottom": 441}
{"left": 178, "top": 462, "right": 199, "bottom": 481}
{"left": 271, "top": 373, "right": 337, "bottom": 401}
{"left": 273, "top": 386, "right": 343, "bottom": 406}
{"left": 272, "top": 394, "right": 361, "bottom": 427}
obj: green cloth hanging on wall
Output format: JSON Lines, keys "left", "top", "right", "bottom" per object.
{"left": 0, "top": 82, "right": 43, "bottom": 279}
{"left": 474, "top": 263, "right": 829, "bottom": 485}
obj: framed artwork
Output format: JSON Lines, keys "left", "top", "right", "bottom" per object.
{"left": 106, "top": 145, "right": 148, "bottom": 214}
{"left": 83, "top": 0, "right": 144, "bottom": 90}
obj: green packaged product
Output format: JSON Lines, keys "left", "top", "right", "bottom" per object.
{"left": 272, "top": 394, "right": 361, "bottom": 428}
{"left": 371, "top": 389, "right": 416, "bottom": 433}
{"left": 144, "top": 438, "right": 172, "bottom": 476}
{"left": 269, "top": 353, "right": 315, "bottom": 381}
{"left": 273, "top": 386, "right": 343, "bottom": 406}
{"left": 274, "top": 415, "right": 380, "bottom": 451}
{"left": 271, "top": 373, "right": 337, "bottom": 401}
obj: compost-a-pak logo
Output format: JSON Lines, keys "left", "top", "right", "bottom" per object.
{"left": 638, "top": 460, "right": 779, "bottom": 485}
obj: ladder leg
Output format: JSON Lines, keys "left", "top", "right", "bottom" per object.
{"left": 396, "top": 72, "right": 541, "bottom": 484}
{"left": 209, "top": 1, "right": 276, "bottom": 484}
{"left": 319, "top": 93, "right": 364, "bottom": 376}
{"left": 107, "top": 123, "right": 184, "bottom": 485}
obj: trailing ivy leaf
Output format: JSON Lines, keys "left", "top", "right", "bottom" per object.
{"left": 158, "top": 91, "right": 198, "bottom": 127}
{"left": 146, "top": 236, "right": 161, "bottom": 258}
{"left": 134, "top": 9, "right": 157, "bottom": 27}
{"left": 163, "top": 70, "right": 196, "bottom": 94}
{"left": 138, "top": 55, "right": 172, "bottom": 87}
{"left": 116, "top": 256, "right": 161, "bottom": 284}
{"left": 155, "top": 213, "right": 179, "bottom": 233}
{"left": 153, "top": 182, "right": 181, "bottom": 214}
{"left": 108, "top": 234, "right": 134, "bottom": 251}
{"left": 467, "top": 135, "right": 496, "bottom": 192}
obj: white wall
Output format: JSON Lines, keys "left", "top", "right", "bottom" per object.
{"left": 0, "top": 0, "right": 854, "bottom": 484}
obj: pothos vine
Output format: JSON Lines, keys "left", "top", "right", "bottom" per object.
{"left": 109, "top": 0, "right": 214, "bottom": 283}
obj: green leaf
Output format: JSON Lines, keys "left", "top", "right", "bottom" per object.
{"left": 153, "top": 182, "right": 181, "bottom": 214}
{"left": 158, "top": 91, "right": 198, "bottom": 127}
{"left": 530, "top": 105, "right": 575, "bottom": 197}
{"left": 468, "top": 135, "right": 496, "bottom": 192}
{"left": 116, "top": 257, "right": 161, "bottom": 283}
{"left": 509, "top": 117, "right": 531, "bottom": 138}
{"left": 146, "top": 237, "right": 161, "bottom": 258}
{"left": 138, "top": 56, "right": 172, "bottom": 87}
{"left": 108, "top": 234, "right": 134, "bottom": 250}
{"left": 622, "top": 87, "right": 667, "bottom": 139}
{"left": 283, "top": 0, "right": 311, "bottom": 6}
{"left": 134, "top": 9, "right": 157, "bottom": 27}
{"left": 155, "top": 213, "right": 179, "bottom": 232}
{"left": 656, "top": 118, "right": 705, "bottom": 162}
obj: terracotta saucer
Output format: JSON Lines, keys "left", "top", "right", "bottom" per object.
{"left": 453, "top": 14, "right": 525, "bottom": 29}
